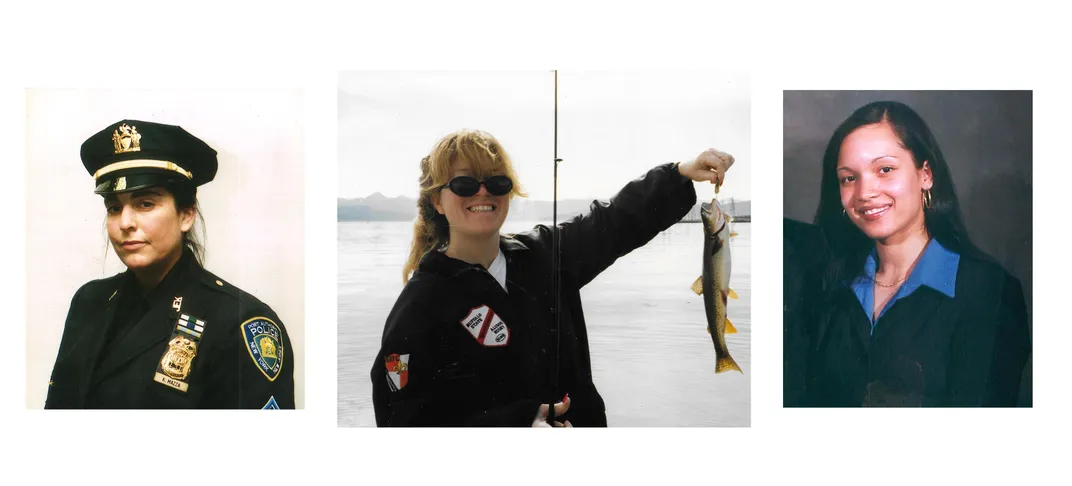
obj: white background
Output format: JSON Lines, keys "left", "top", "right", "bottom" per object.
{"left": 2, "top": 1, "right": 1068, "bottom": 485}
{"left": 24, "top": 88, "right": 306, "bottom": 409}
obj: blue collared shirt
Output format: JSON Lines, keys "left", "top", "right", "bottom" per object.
{"left": 851, "top": 238, "right": 960, "bottom": 334}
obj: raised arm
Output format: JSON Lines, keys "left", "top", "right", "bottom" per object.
{"left": 521, "top": 149, "right": 733, "bottom": 288}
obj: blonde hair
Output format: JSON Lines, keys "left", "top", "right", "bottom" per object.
{"left": 403, "top": 129, "right": 527, "bottom": 283}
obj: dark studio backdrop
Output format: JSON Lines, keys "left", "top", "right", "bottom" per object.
{"left": 782, "top": 90, "right": 1032, "bottom": 406}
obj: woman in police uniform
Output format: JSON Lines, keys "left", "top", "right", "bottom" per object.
{"left": 785, "top": 101, "right": 1030, "bottom": 407}
{"left": 371, "top": 129, "right": 732, "bottom": 426}
{"left": 45, "top": 120, "right": 295, "bottom": 409}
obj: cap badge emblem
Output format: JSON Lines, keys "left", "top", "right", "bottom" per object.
{"left": 112, "top": 123, "right": 142, "bottom": 154}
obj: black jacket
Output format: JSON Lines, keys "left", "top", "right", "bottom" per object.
{"left": 371, "top": 163, "right": 696, "bottom": 426}
{"left": 784, "top": 220, "right": 1031, "bottom": 407}
{"left": 782, "top": 218, "right": 827, "bottom": 406}
{"left": 45, "top": 249, "right": 296, "bottom": 409}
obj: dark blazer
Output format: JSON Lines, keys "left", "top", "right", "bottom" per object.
{"left": 784, "top": 221, "right": 1031, "bottom": 407}
{"left": 45, "top": 249, "right": 296, "bottom": 409}
{"left": 783, "top": 219, "right": 827, "bottom": 406}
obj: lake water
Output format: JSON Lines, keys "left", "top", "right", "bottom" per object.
{"left": 338, "top": 220, "right": 751, "bottom": 427}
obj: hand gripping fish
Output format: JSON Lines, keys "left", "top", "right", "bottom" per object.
{"left": 690, "top": 198, "right": 742, "bottom": 373}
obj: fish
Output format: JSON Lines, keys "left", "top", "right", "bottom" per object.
{"left": 691, "top": 198, "right": 742, "bottom": 373}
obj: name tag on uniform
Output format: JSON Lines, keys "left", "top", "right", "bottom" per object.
{"left": 153, "top": 313, "right": 208, "bottom": 392}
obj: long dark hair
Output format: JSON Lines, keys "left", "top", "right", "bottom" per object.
{"left": 814, "top": 101, "right": 972, "bottom": 293}
{"left": 167, "top": 182, "right": 207, "bottom": 265}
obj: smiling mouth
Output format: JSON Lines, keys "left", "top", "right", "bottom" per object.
{"left": 857, "top": 205, "right": 891, "bottom": 220}
{"left": 467, "top": 205, "right": 496, "bottom": 213}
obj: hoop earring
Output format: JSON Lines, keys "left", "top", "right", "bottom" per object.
{"left": 922, "top": 189, "right": 933, "bottom": 209}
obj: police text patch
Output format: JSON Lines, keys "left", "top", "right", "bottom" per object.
{"left": 242, "top": 317, "right": 284, "bottom": 382}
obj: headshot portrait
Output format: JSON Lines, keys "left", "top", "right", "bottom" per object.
{"left": 338, "top": 70, "right": 751, "bottom": 426}
{"left": 25, "top": 88, "right": 306, "bottom": 409}
{"left": 782, "top": 90, "right": 1032, "bottom": 407}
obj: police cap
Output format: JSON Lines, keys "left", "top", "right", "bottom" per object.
{"left": 81, "top": 120, "right": 218, "bottom": 195}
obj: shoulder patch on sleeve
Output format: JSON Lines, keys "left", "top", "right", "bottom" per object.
{"left": 384, "top": 353, "right": 410, "bottom": 391}
{"left": 242, "top": 316, "right": 284, "bottom": 382}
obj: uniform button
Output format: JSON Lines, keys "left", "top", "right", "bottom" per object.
{"left": 216, "top": 280, "right": 223, "bottom": 286}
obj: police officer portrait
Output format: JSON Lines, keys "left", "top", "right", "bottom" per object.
{"left": 26, "top": 89, "right": 305, "bottom": 409}
{"left": 783, "top": 91, "right": 1032, "bottom": 407}
{"left": 338, "top": 71, "right": 751, "bottom": 426}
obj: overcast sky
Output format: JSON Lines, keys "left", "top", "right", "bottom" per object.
{"left": 338, "top": 70, "right": 751, "bottom": 202}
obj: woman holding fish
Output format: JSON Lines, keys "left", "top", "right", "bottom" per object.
{"left": 787, "top": 101, "right": 1030, "bottom": 407}
{"left": 371, "top": 129, "right": 732, "bottom": 426}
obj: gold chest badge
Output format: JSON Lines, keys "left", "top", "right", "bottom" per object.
{"left": 160, "top": 336, "right": 198, "bottom": 380}
{"left": 154, "top": 310, "right": 208, "bottom": 393}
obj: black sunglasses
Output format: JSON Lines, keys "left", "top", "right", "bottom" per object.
{"left": 439, "top": 175, "right": 513, "bottom": 197}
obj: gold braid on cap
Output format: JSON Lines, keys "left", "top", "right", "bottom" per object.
{"left": 93, "top": 160, "right": 194, "bottom": 181}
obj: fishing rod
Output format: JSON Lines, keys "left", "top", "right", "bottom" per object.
{"left": 548, "top": 69, "right": 562, "bottom": 425}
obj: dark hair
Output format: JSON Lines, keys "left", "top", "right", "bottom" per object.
{"left": 813, "top": 101, "right": 972, "bottom": 293}
{"left": 166, "top": 183, "right": 207, "bottom": 265}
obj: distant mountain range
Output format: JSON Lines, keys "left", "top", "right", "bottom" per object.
{"left": 337, "top": 192, "right": 417, "bottom": 221}
{"left": 338, "top": 192, "right": 750, "bottom": 222}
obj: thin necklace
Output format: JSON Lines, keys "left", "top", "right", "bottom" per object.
{"left": 872, "top": 274, "right": 906, "bottom": 288}
{"left": 872, "top": 238, "right": 930, "bottom": 288}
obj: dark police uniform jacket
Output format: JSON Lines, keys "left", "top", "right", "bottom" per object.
{"left": 45, "top": 249, "right": 296, "bottom": 409}
{"left": 784, "top": 222, "right": 1031, "bottom": 407}
{"left": 372, "top": 163, "right": 696, "bottom": 426}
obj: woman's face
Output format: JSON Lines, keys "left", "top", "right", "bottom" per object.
{"left": 837, "top": 122, "right": 932, "bottom": 243}
{"left": 104, "top": 186, "right": 193, "bottom": 272}
{"left": 432, "top": 159, "right": 511, "bottom": 242}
